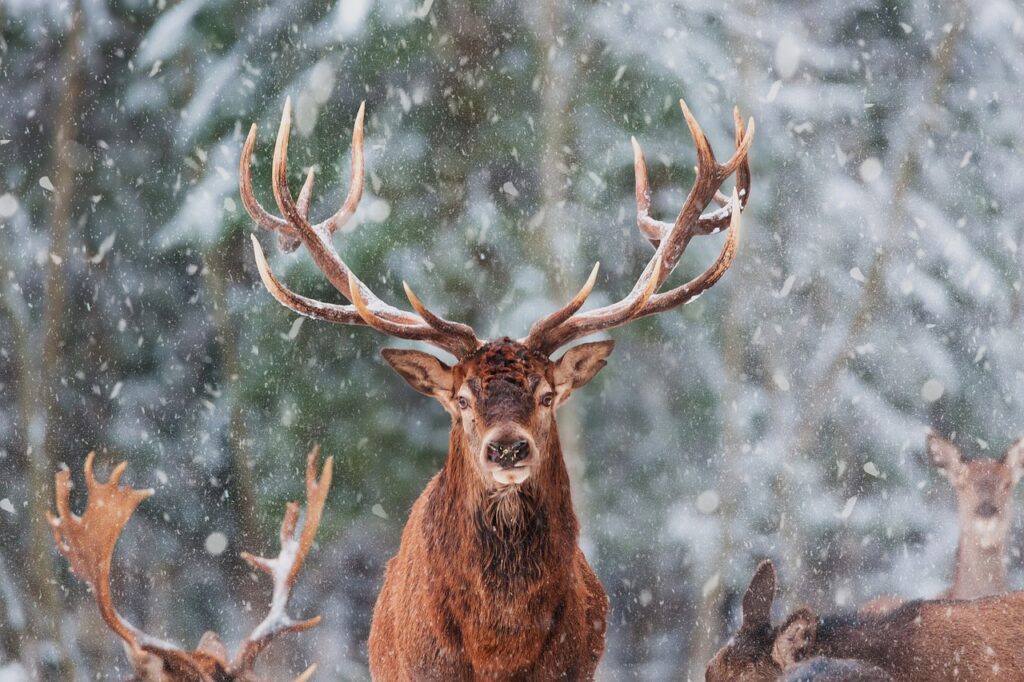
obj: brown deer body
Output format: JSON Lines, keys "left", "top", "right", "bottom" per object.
{"left": 707, "top": 561, "right": 1024, "bottom": 682}
{"left": 368, "top": 345, "right": 608, "bottom": 678}
{"left": 240, "top": 96, "right": 753, "bottom": 678}
{"left": 49, "top": 449, "right": 332, "bottom": 681}
{"left": 928, "top": 433, "right": 1024, "bottom": 600}
{"left": 780, "top": 658, "right": 892, "bottom": 681}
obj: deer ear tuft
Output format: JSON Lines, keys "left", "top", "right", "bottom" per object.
{"left": 771, "top": 608, "right": 817, "bottom": 669}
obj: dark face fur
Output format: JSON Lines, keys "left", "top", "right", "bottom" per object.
{"left": 382, "top": 338, "right": 613, "bottom": 489}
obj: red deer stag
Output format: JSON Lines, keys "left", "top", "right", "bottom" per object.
{"left": 928, "top": 432, "right": 1024, "bottom": 599}
{"left": 706, "top": 560, "right": 1024, "bottom": 682}
{"left": 49, "top": 448, "right": 332, "bottom": 681}
{"left": 240, "top": 96, "right": 753, "bottom": 679}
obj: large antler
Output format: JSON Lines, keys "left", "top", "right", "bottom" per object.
{"left": 231, "top": 447, "right": 333, "bottom": 676}
{"left": 241, "top": 98, "right": 482, "bottom": 359}
{"left": 50, "top": 450, "right": 331, "bottom": 682}
{"left": 523, "top": 100, "right": 754, "bottom": 354}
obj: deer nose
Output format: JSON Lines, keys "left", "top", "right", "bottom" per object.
{"left": 486, "top": 440, "right": 530, "bottom": 468}
{"left": 976, "top": 502, "right": 999, "bottom": 518}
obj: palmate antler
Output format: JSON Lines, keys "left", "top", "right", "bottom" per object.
{"left": 49, "top": 448, "right": 332, "bottom": 682}
{"left": 243, "top": 97, "right": 752, "bottom": 358}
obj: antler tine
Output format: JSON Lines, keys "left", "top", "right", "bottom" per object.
{"left": 639, "top": 188, "right": 743, "bottom": 318}
{"left": 520, "top": 263, "right": 601, "bottom": 345}
{"left": 232, "top": 447, "right": 333, "bottom": 675}
{"left": 243, "top": 98, "right": 482, "bottom": 358}
{"left": 633, "top": 138, "right": 671, "bottom": 248}
{"left": 524, "top": 100, "right": 753, "bottom": 354}
{"left": 403, "top": 281, "right": 482, "bottom": 347}
{"left": 318, "top": 100, "right": 365, "bottom": 236}
{"left": 48, "top": 452, "right": 153, "bottom": 656}
{"left": 241, "top": 123, "right": 302, "bottom": 251}
{"left": 251, "top": 235, "right": 366, "bottom": 326}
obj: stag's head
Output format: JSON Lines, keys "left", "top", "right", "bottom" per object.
{"left": 928, "top": 433, "right": 1024, "bottom": 548}
{"left": 706, "top": 561, "right": 818, "bottom": 682}
{"left": 382, "top": 338, "right": 612, "bottom": 487}
{"left": 241, "top": 96, "right": 753, "bottom": 492}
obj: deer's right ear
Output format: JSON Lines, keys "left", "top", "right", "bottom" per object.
{"left": 1003, "top": 436, "right": 1024, "bottom": 485}
{"left": 928, "top": 433, "right": 965, "bottom": 483}
{"left": 382, "top": 349, "right": 454, "bottom": 403}
{"left": 771, "top": 608, "right": 817, "bottom": 668}
{"left": 740, "top": 560, "right": 776, "bottom": 629}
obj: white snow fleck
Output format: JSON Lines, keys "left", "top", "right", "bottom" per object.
{"left": 772, "top": 370, "right": 791, "bottom": 392}
{"left": 205, "top": 532, "right": 228, "bottom": 556}
{"left": 89, "top": 232, "right": 117, "bottom": 264}
{"left": 775, "top": 34, "right": 802, "bottom": 79}
{"left": 921, "top": 379, "right": 945, "bottom": 402}
{"left": 899, "top": 22, "right": 913, "bottom": 34}
{"left": 766, "top": 80, "right": 782, "bottom": 103}
{"left": 365, "top": 198, "right": 392, "bottom": 223}
{"left": 109, "top": 382, "right": 123, "bottom": 400}
{"left": 776, "top": 275, "right": 795, "bottom": 298}
{"left": 411, "top": 0, "right": 434, "bottom": 19}
{"left": 371, "top": 503, "right": 388, "bottom": 519}
{"left": 701, "top": 572, "right": 720, "bottom": 598}
{"left": 0, "top": 498, "right": 14, "bottom": 515}
{"left": 39, "top": 176, "right": 55, "bottom": 192}
{"left": 863, "top": 461, "right": 881, "bottom": 478}
{"left": 859, "top": 157, "right": 882, "bottom": 182}
{"left": 0, "top": 194, "right": 19, "bottom": 217}
{"left": 281, "top": 317, "right": 304, "bottom": 341}
{"left": 696, "top": 490, "right": 719, "bottom": 514}
{"left": 838, "top": 496, "right": 857, "bottom": 520}
{"left": 612, "top": 65, "right": 626, "bottom": 83}
{"left": 958, "top": 151, "right": 972, "bottom": 169}
{"left": 850, "top": 267, "right": 866, "bottom": 283}
{"left": 49, "top": 253, "right": 63, "bottom": 266}
{"left": 500, "top": 182, "right": 520, "bottom": 198}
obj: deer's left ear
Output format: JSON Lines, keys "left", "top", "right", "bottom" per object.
{"left": 552, "top": 341, "right": 614, "bottom": 406}
{"left": 771, "top": 608, "right": 817, "bottom": 669}
{"left": 1003, "top": 436, "right": 1024, "bottom": 485}
{"left": 382, "top": 349, "right": 454, "bottom": 405}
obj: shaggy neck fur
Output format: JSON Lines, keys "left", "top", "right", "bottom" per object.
{"left": 428, "top": 422, "right": 579, "bottom": 591}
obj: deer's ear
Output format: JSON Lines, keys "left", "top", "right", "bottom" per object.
{"left": 382, "top": 349, "right": 454, "bottom": 402}
{"left": 928, "top": 433, "right": 965, "bottom": 483}
{"left": 740, "top": 560, "right": 776, "bottom": 629}
{"left": 1003, "top": 437, "right": 1024, "bottom": 485}
{"left": 552, "top": 341, "right": 614, "bottom": 406}
{"left": 771, "top": 609, "right": 817, "bottom": 669}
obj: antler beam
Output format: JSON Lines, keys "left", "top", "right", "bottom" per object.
{"left": 241, "top": 99, "right": 481, "bottom": 358}
{"left": 523, "top": 99, "right": 753, "bottom": 354}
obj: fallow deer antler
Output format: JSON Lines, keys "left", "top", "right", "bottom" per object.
{"left": 49, "top": 449, "right": 332, "bottom": 681}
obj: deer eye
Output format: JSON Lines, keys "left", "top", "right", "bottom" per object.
{"left": 457, "top": 396, "right": 469, "bottom": 410}
{"left": 540, "top": 392, "right": 554, "bottom": 407}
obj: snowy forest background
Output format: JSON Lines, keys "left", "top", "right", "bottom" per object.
{"left": 2, "top": 0, "right": 1023, "bottom": 679}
